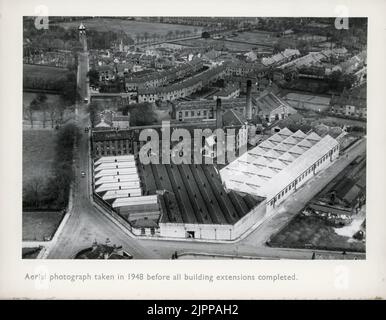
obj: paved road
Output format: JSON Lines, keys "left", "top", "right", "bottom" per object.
{"left": 47, "top": 107, "right": 161, "bottom": 259}
{"left": 47, "top": 108, "right": 366, "bottom": 260}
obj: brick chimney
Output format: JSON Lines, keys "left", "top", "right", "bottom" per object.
{"left": 245, "top": 80, "right": 252, "bottom": 120}
{"left": 216, "top": 98, "right": 223, "bottom": 128}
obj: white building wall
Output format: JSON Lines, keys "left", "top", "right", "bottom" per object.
{"left": 265, "top": 146, "right": 340, "bottom": 213}
{"left": 159, "top": 139, "right": 340, "bottom": 241}
{"left": 159, "top": 222, "right": 233, "bottom": 240}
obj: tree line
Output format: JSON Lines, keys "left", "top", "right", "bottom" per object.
{"left": 23, "top": 123, "right": 80, "bottom": 210}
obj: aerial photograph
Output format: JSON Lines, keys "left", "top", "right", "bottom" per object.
{"left": 22, "top": 16, "right": 367, "bottom": 260}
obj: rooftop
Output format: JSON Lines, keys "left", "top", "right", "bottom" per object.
{"left": 220, "top": 128, "right": 339, "bottom": 200}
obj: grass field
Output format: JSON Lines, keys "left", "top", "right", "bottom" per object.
{"left": 229, "top": 31, "right": 278, "bottom": 46}
{"left": 269, "top": 214, "right": 365, "bottom": 252}
{"left": 23, "top": 211, "right": 64, "bottom": 241}
{"left": 22, "top": 247, "right": 42, "bottom": 259}
{"left": 24, "top": 64, "right": 70, "bottom": 82}
{"left": 23, "top": 92, "right": 62, "bottom": 106}
{"left": 174, "top": 38, "right": 256, "bottom": 52}
{"left": 56, "top": 18, "right": 201, "bottom": 38}
{"left": 23, "top": 130, "right": 57, "bottom": 187}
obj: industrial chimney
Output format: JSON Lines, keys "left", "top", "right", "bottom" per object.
{"left": 245, "top": 80, "right": 252, "bottom": 121}
{"left": 216, "top": 98, "right": 223, "bottom": 128}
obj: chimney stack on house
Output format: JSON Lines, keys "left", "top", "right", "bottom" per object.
{"left": 245, "top": 80, "right": 252, "bottom": 120}
{"left": 216, "top": 98, "right": 223, "bottom": 128}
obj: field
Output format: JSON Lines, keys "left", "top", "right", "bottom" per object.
{"left": 22, "top": 247, "right": 42, "bottom": 259}
{"left": 228, "top": 31, "right": 278, "bottom": 46}
{"left": 23, "top": 64, "right": 70, "bottom": 82}
{"left": 269, "top": 214, "right": 365, "bottom": 252}
{"left": 23, "top": 92, "right": 62, "bottom": 106}
{"left": 56, "top": 18, "right": 202, "bottom": 38}
{"left": 23, "top": 211, "right": 64, "bottom": 241}
{"left": 23, "top": 130, "right": 57, "bottom": 187}
{"left": 174, "top": 38, "right": 257, "bottom": 52}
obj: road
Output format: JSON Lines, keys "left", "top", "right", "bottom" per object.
{"left": 47, "top": 107, "right": 161, "bottom": 259}
{"left": 47, "top": 107, "right": 366, "bottom": 260}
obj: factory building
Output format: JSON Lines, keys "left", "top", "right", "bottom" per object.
{"left": 220, "top": 128, "right": 340, "bottom": 212}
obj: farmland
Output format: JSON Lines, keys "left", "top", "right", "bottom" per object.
{"left": 55, "top": 18, "right": 202, "bottom": 38}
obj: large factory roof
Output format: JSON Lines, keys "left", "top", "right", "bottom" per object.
{"left": 220, "top": 128, "right": 339, "bottom": 199}
{"left": 175, "top": 97, "right": 247, "bottom": 111}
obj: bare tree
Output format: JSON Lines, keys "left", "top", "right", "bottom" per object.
{"left": 41, "top": 102, "right": 48, "bottom": 128}
{"left": 23, "top": 103, "right": 34, "bottom": 128}
{"left": 48, "top": 103, "right": 58, "bottom": 128}
{"left": 27, "top": 177, "right": 44, "bottom": 208}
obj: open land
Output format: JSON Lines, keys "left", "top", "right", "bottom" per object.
{"left": 23, "top": 211, "right": 64, "bottom": 241}
{"left": 23, "top": 130, "right": 57, "bottom": 186}
{"left": 23, "top": 64, "right": 70, "bottom": 82}
{"left": 56, "top": 18, "right": 202, "bottom": 37}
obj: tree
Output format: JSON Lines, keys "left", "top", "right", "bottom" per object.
{"left": 60, "top": 72, "right": 78, "bottom": 105}
{"left": 52, "top": 38, "right": 65, "bottom": 50}
{"left": 166, "top": 31, "right": 173, "bottom": 40}
{"left": 24, "top": 177, "right": 44, "bottom": 208}
{"left": 143, "top": 32, "right": 149, "bottom": 43}
{"left": 120, "top": 102, "right": 157, "bottom": 126}
{"left": 201, "top": 31, "right": 210, "bottom": 39}
{"left": 41, "top": 101, "right": 48, "bottom": 128}
{"left": 23, "top": 101, "right": 34, "bottom": 128}
{"left": 87, "top": 101, "right": 101, "bottom": 125}
{"left": 87, "top": 68, "right": 100, "bottom": 87}
{"left": 48, "top": 103, "right": 59, "bottom": 128}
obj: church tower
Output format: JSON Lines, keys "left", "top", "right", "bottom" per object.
{"left": 78, "top": 23, "right": 88, "bottom": 52}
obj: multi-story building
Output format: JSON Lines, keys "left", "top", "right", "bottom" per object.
{"left": 212, "top": 85, "right": 240, "bottom": 100}
{"left": 137, "top": 64, "right": 227, "bottom": 103}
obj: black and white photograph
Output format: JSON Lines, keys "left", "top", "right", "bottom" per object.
{"left": 21, "top": 15, "right": 367, "bottom": 260}
{"left": 1, "top": 0, "right": 386, "bottom": 302}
